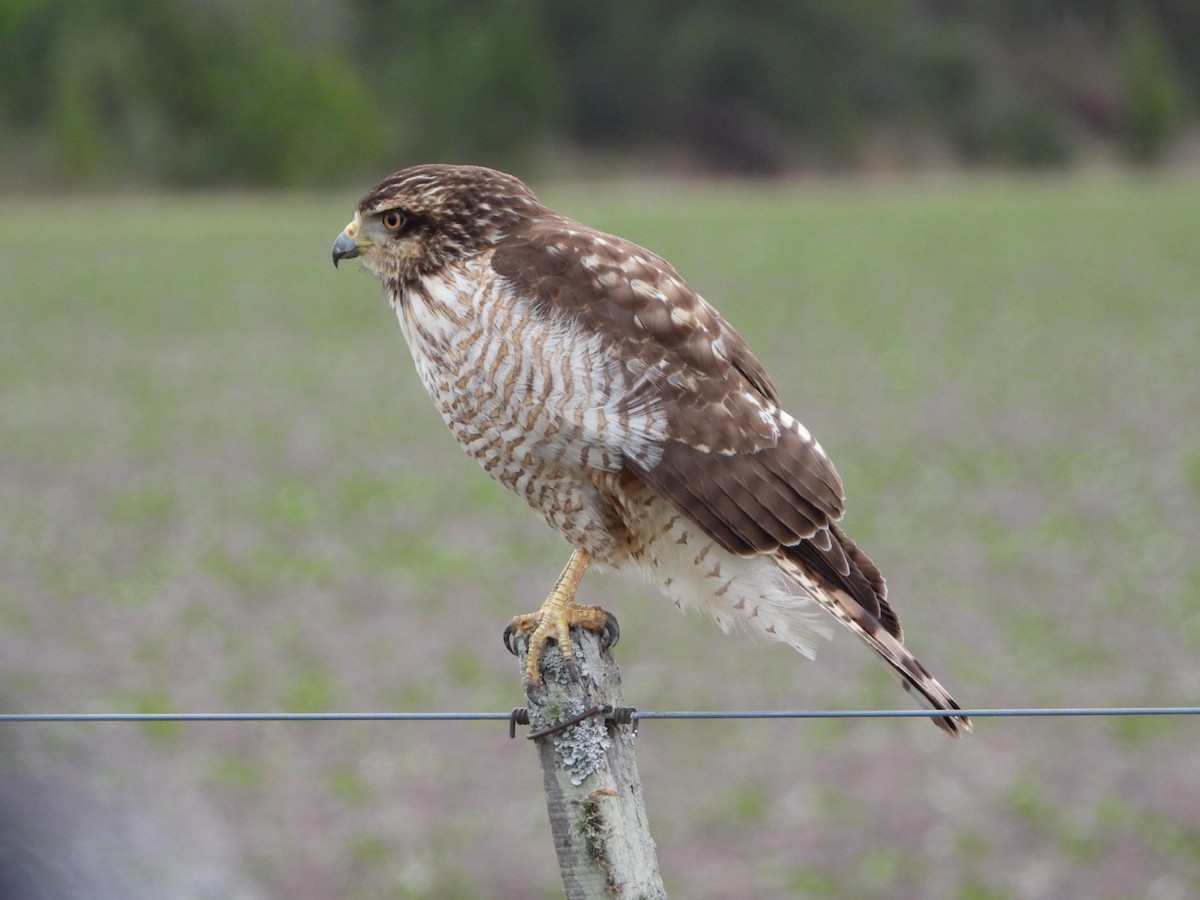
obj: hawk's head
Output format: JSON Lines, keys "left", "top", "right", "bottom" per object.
{"left": 332, "top": 164, "right": 547, "bottom": 281}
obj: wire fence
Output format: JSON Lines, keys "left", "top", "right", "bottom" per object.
{"left": 1, "top": 707, "right": 1197, "bottom": 724}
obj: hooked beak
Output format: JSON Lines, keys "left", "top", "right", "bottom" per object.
{"left": 332, "top": 225, "right": 360, "bottom": 268}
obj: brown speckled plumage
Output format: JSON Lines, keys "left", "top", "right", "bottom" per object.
{"left": 334, "top": 164, "right": 969, "bottom": 736}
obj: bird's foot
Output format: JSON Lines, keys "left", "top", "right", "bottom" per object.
{"left": 503, "top": 603, "right": 618, "bottom": 685}
{"left": 501, "top": 549, "right": 619, "bottom": 685}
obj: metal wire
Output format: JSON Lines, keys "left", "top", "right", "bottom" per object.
{"left": 0, "top": 707, "right": 1197, "bottom": 724}
{"left": 635, "top": 707, "right": 1200, "bottom": 720}
{"left": 0, "top": 712, "right": 512, "bottom": 723}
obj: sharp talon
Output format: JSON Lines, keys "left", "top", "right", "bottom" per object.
{"left": 602, "top": 612, "right": 620, "bottom": 650}
{"left": 502, "top": 623, "right": 519, "bottom": 656}
{"left": 565, "top": 656, "right": 582, "bottom": 684}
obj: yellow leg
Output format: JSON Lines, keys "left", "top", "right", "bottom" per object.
{"left": 503, "top": 549, "right": 617, "bottom": 685}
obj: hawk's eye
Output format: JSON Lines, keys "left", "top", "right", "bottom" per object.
{"left": 381, "top": 209, "right": 408, "bottom": 232}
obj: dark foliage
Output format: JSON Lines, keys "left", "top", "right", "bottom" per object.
{"left": 0, "top": 0, "right": 1194, "bottom": 186}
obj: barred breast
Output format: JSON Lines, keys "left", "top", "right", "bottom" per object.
{"left": 389, "top": 254, "right": 669, "bottom": 566}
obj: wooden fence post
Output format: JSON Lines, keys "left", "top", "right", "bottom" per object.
{"left": 512, "top": 627, "right": 667, "bottom": 899}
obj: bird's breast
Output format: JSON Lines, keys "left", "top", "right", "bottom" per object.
{"left": 395, "top": 264, "right": 667, "bottom": 472}
{"left": 390, "top": 262, "right": 671, "bottom": 563}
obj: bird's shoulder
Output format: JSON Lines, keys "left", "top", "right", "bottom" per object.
{"left": 491, "top": 215, "right": 779, "bottom": 408}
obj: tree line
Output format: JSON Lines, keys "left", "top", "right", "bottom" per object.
{"left": 1, "top": 1, "right": 1194, "bottom": 187}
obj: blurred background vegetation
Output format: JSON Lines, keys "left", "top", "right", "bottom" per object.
{"left": 1, "top": 0, "right": 1196, "bottom": 188}
{"left": 3, "top": 4, "right": 1200, "bottom": 897}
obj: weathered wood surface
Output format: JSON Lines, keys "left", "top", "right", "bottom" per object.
{"left": 513, "top": 627, "right": 666, "bottom": 899}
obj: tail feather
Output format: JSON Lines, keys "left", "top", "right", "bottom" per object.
{"left": 777, "top": 555, "right": 972, "bottom": 738}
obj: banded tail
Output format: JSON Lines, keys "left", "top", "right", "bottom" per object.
{"left": 777, "top": 529, "right": 972, "bottom": 738}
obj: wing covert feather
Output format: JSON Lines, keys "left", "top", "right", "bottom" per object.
{"left": 491, "top": 216, "right": 845, "bottom": 556}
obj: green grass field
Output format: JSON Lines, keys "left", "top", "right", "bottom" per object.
{"left": 2, "top": 174, "right": 1199, "bottom": 898}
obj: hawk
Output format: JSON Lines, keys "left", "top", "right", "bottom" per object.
{"left": 333, "top": 165, "right": 970, "bottom": 737}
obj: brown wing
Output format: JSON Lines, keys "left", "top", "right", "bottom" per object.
{"left": 785, "top": 524, "right": 902, "bottom": 641}
{"left": 491, "top": 215, "right": 907, "bottom": 640}
{"left": 491, "top": 216, "right": 840, "bottom": 539}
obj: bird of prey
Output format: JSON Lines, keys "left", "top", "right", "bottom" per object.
{"left": 333, "top": 165, "right": 970, "bottom": 737}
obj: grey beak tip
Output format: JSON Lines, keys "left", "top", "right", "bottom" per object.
{"left": 332, "top": 232, "right": 360, "bottom": 269}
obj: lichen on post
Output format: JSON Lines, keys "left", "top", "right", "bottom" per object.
{"left": 512, "top": 627, "right": 666, "bottom": 899}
